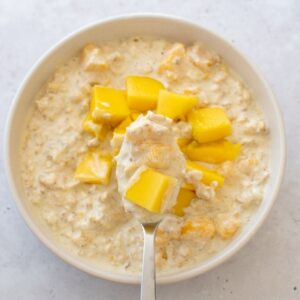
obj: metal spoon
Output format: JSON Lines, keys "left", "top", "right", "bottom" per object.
{"left": 140, "top": 221, "right": 161, "bottom": 300}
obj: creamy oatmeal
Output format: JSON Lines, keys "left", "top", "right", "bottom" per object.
{"left": 21, "top": 37, "right": 269, "bottom": 273}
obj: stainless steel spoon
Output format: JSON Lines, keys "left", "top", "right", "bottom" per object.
{"left": 140, "top": 221, "right": 161, "bottom": 300}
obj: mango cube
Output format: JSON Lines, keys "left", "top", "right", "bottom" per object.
{"left": 184, "top": 140, "right": 241, "bottom": 164}
{"left": 90, "top": 86, "right": 129, "bottom": 125}
{"left": 130, "top": 112, "right": 142, "bottom": 120}
{"left": 181, "top": 217, "right": 215, "bottom": 238}
{"left": 114, "top": 116, "right": 132, "bottom": 134}
{"left": 182, "top": 183, "right": 194, "bottom": 190}
{"left": 157, "top": 90, "right": 198, "bottom": 120}
{"left": 125, "top": 169, "right": 176, "bottom": 213}
{"left": 172, "top": 188, "right": 196, "bottom": 217}
{"left": 177, "top": 137, "right": 192, "bottom": 149}
{"left": 186, "top": 160, "right": 224, "bottom": 187}
{"left": 126, "top": 76, "right": 165, "bottom": 112}
{"left": 82, "top": 113, "right": 109, "bottom": 140}
{"left": 188, "top": 108, "right": 232, "bottom": 143}
{"left": 75, "top": 151, "right": 113, "bottom": 185}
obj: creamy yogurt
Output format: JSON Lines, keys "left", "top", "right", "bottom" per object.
{"left": 116, "top": 112, "right": 185, "bottom": 223}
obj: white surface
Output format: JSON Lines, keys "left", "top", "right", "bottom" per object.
{"left": 0, "top": 0, "right": 298, "bottom": 299}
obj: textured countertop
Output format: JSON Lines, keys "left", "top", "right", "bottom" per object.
{"left": 0, "top": 1, "right": 299, "bottom": 299}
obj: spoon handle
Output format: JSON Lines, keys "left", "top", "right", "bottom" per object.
{"left": 141, "top": 224, "right": 159, "bottom": 300}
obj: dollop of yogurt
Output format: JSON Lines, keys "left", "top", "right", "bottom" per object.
{"left": 115, "top": 112, "right": 186, "bottom": 223}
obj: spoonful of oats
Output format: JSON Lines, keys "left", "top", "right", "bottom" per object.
{"left": 115, "top": 112, "right": 186, "bottom": 299}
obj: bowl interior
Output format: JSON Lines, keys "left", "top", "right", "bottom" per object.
{"left": 5, "top": 15, "right": 285, "bottom": 284}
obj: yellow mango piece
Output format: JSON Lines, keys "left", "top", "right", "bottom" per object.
{"left": 184, "top": 140, "right": 241, "bottom": 164}
{"left": 75, "top": 151, "right": 113, "bottom": 185}
{"left": 182, "top": 183, "right": 194, "bottom": 190}
{"left": 177, "top": 138, "right": 192, "bottom": 149}
{"left": 186, "top": 160, "right": 224, "bottom": 187}
{"left": 172, "top": 188, "right": 196, "bottom": 217}
{"left": 188, "top": 108, "right": 232, "bottom": 143}
{"left": 157, "top": 90, "right": 198, "bottom": 120}
{"left": 82, "top": 113, "right": 109, "bottom": 140}
{"left": 130, "top": 112, "right": 142, "bottom": 120}
{"left": 126, "top": 76, "right": 165, "bottom": 112}
{"left": 181, "top": 217, "right": 215, "bottom": 238}
{"left": 114, "top": 116, "right": 132, "bottom": 134}
{"left": 125, "top": 169, "right": 176, "bottom": 213}
{"left": 113, "top": 128, "right": 125, "bottom": 135}
{"left": 90, "top": 86, "right": 129, "bottom": 125}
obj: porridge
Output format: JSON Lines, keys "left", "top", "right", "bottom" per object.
{"left": 21, "top": 37, "right": 269, "bottom": 273}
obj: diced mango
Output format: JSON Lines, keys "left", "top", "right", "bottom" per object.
{"left": 90, "top": 86, "right": 129, "bottom": 125}
{"left": 186, "top": 160, "right": 224, "bottom": 188}
{"left": 182, "top": 183, "right": 194, "bottom": 190}
{"left": 114, "top": 116, "right": 132, "bottom": 134}
{"left": 126, "top": 76, "right": 165, "bottom": 112}
{"left": 181, "top": 217, "right": 215, "bottom": 238}
{"left": 157, "top": 90, "right": 198, "bottom": 120}
{"left": 82, "top": 113, "right": 109, "bottom": 140}
{"left": 125, "top": 168, "right": 176, "bottom": 213}
{"left": 172, "top": 188, "right": 196, "bottom": 217}
{"left": 177, "top": 137, "right": 192, "bottom": 149}
{"left": 130, "top": 112, "right": 142, "bottom": 120}
{"left": 188, "top": 108, "right": 232, "bottom": 143}
{"left": 184, "top": 140, "right": 241, "bottom": 164}
{"left": 75, "top": 151, "right": 113, "bottom": 185}
{"left": 113, "top": 128, "right": 125, "bottom": 135}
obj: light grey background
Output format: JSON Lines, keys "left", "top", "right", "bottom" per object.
{"left": 0, "top": 0, "right": 299, "bottom": 299}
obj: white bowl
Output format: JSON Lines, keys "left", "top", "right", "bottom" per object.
{"left": 4, "top": 14, "right": 286, "bottom": 284}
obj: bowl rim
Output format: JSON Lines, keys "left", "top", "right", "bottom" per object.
{"left": 4, "top": 13, "right": 286, "bottom": 285}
